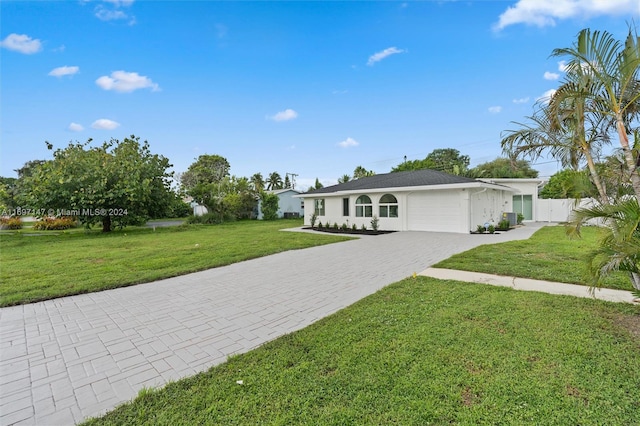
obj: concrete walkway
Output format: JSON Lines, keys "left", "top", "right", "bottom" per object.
{"left": 420, "top": 268, "right": 638, "bottom": 304}
{"left": 0, "top": 222, "right": 572, "bottom": 425}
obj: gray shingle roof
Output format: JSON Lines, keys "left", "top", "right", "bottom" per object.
{"left": 306, "top": 169, "right": 479, "bottom": 194}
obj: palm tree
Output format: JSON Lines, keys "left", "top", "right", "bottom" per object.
{"left": 353, "top": 166, "right": 375, "bottom": 179}
{"left": 338, "top": 174, "right": 351, "bottom": 184}
{"left": 568, "top": 197, "right": 640, "bottom": 294}
{"left": 551, "top": 28, "right": 640, "bottom": 203}
{"left": 501, "top": 100, "right": 610, "bottom": 204}
{"left": 266, "top": 172, "right": 283, "bottom": 190}
{"left": 250, "top": 173, "right": 265, "bottom": 192}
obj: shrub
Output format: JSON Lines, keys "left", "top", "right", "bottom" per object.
{"left": 352, "top": 223, "right": 358, "bottom": 231}
{"left": 32, "top": 216, "right": 77, "bottom": 230}
{"left": 498, "top": 219, "right": 511, "bottom": 230}
{"left": 488, "top": 225, "right": 496, "bottom": 234}
{"left": 317, "top": 221, "right": 323, "bottom": 229}
{"left": 517, "top": 213, "right": 524, "bottom": 224}
{"left": 310, "top": 212, "right": 318, "bottom": 228}
{"left": 340, "top": 223, "right": 348, "bottom": 231}
{"left": 333, "top": 222, "right": 339, "bottom": 230}
{"left": 260, "top": 192, "right": 279, "bottom": 221}
{"left": 476, "top": 224, "right": 485, "bottom": 233}
{"left": 361, "top": 224, "right": 367, "bottom": 231}
{"left": 370, "top": 215, "right": 379, "bottom": 231}
{"left": 0, "top": 216, "right": 23, "bottom": 230}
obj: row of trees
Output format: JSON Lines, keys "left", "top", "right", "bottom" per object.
{"left": 335, "top": 149, "right": 540, "bottom": 185}
{"left": 501, "top": 27, "right": 640, "bottom": 292}
{"left": 0, "top": 143, "right": 544, "bottom": 234}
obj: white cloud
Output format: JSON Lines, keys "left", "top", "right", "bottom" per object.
{"left": 102, "top": 0, "right": 135, "bottom": 6}
{"left": 91, "top": 119, "right": 120, "bottom": 130}
{"left": 513, "top": 97, "right": 530, "bottom": 104}
{"left": 269, "top": 109, "right": 298, "bottom": 122}
{"left": 494, "top": 0, "right": 640, "bottom": 31}
{"left": 488, "top": 106, "right": 502, "bottom": 114}
{"left": 367, "top": 47, "right": 405, "bottom": 66}
{"left": 338, "top": 137, "right": 359, "bottom": 148}
{"left": 68, "top": 122, "right": 84, "bottom": 132}
{"left": 0, "top": 33, "right": 42, "bottom": 54}
{"left": 95, "top": 7, "right": 127, "bottom": 21}
{"left": 544, "top": 71, "right": 560, "bottom": 80}
{"left": 96, "top": 70, "right": 160, "bottom": 93}
{"left": 536, "top": 89, "right": 557, "bottom": 104}
{"left": 95, "top": 0, "right": 135, "bottom": 24}
{"left": 49, "top": 66, "right": 80, "bottom": 77}
{"left": 558, "top": 60, "right": 569, "bottom": 72}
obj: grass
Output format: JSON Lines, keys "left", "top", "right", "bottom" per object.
{"left": 435, "top": 225, "right": 632, "bottom": 291}
{"left": 0, "top": 219, "right": 352, "bottom": 307}
{"left": 83, "top": 277, "right": 640, "bottom": 425}
{"left": 5, "top": 220, "right": 639, "bottom": 423}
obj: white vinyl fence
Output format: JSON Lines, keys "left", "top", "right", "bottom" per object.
{"left": 536, "top": 198, "right": 598, "bottom": 223}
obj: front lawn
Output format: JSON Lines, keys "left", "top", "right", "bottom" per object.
{"left": 0, "top": 219, "right": 352, "bottom": 307}
{"left": 83, "top": 277, "right": 640, "bottom": 425}
{"left": 435, "top": 225, "right": 632, "bottom": 291}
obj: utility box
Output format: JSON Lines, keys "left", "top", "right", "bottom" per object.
{"left": 502, "top": 212, "right": 517, "bottom": 226}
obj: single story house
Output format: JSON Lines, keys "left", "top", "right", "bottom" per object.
{"left": 478, "top": 178, "right": 546, "bottom": 222}
{"left": 294, "top": 169, "right": 518, "bottom": 233}
{"left": 257, "top": 189, "right": 305, "bottom": 219}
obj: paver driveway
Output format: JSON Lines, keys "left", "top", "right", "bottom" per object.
{"left": 0, "top": 224, "right": 545, "bottom": 425}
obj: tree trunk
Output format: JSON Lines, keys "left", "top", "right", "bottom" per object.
{"left": 583, "top": 147, "right": 609, "bottom": 205}
{"left": 616, "top": 114, "right": 640, "bottom": 205}
{"left": 630, "top": 272, "right": 640, "bottom": 291}
{"left": 102, "top": 215, "right": 112, "bottom": 232}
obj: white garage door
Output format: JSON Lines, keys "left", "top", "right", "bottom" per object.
{"left": 407, "top": 191, "right": 463, "bottom": 232}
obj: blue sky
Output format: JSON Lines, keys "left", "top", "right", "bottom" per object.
{"left": 2, "top": 1, "right": 639, "bottom": 190}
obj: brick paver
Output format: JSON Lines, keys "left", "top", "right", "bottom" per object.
{"left": 0, "top": 225, "right": 544, "bottom": 425}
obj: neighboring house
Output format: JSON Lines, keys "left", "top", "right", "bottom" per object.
{"left": 478, "top": 178, "right": 546, "bottom": 222}
{"left": 257, "top": 189, "right": 305, "bottom": 219}
{"left": 295, "top": 169, "right": 518, "bottom": 234}
{"left": 184, "top": 198, "right": 209, "bottom": 216}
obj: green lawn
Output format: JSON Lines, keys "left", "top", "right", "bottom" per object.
{"left": 84, "top": 277, "right": 640, "bottom": 425}
{"left": 0, "top": 219, "right": 351, "bottom": 307}
{"left": 4, "top": 220, "right": 638, "bottom": 424}
{"left": 435, "top": 225, "right": 632, "bottom": 291}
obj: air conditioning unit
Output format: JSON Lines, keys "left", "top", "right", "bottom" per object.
{"left": 502, "top": 212, "right": 517, "bottom": 226}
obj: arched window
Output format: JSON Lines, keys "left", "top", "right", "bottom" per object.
{"left": 355, "top": 195, "right": 372, "bottom": 217}
{"left": 379, "top": 194, "right": 398, "bottom": 218}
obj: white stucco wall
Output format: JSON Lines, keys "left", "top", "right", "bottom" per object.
{"left": 479, "top": 179, "right": 544, "bottom": 221}
{"left": 301, "top": 187, "right": 513, "bottom": 234}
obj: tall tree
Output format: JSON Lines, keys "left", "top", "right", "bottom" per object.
{"left": 468, "top": 157, "right": 539, "bottom": 178}
{"left": 392, "top": 149, "right": 470, "bottom": 175}
{"left": 284, "top": 174, "right": 291, "bottom": 189}
{"left": 338, "top": 174, "right": 351, "bottom": 184}
{"left": 180, "top": 154, "right": 231, "bottom": 216}
{"left": 267, "top": 172, "right": 283, "bottom": 190}
{"left": 551, "top": 28, "right": 640, "bottom": 204}
{"left": 21, "top": 136, "right": 174, "bottom": 232}
{"left": 250, "top": 173, "right": 265, "bottom": 192}
{"left": 501, "top": 88, "right": 610, "bottom": 204}
{"left": 353, "top": 166, "right": 375, "bottom": 179}
{"left": 504, "top": 26, "right": 640, "bottom": 293}
{"left": 424, "top": 148, "right": 470, "bottom": 175}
